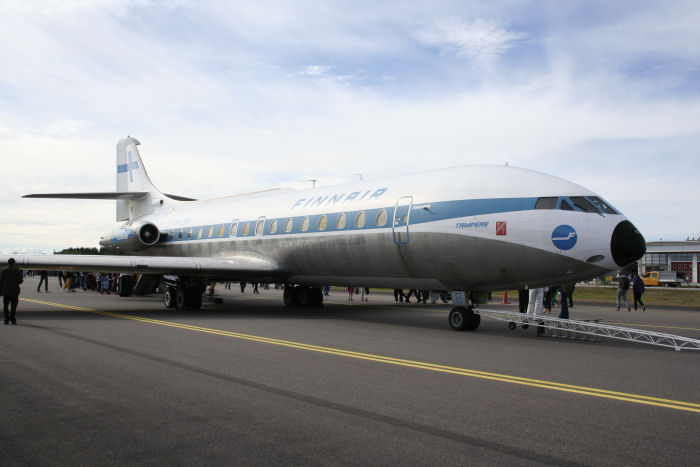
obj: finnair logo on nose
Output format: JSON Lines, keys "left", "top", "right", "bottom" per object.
{"left": 552, "top": 224, "right": 577, "bottom": 250}
{"left": 117, "top": 150, "right": 139, "bottom": 182}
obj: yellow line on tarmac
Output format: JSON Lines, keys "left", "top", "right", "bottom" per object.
{"left": 21, "top": 298, "right": 700, "bottom": 414}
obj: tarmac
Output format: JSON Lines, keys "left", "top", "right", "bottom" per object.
{"left": 1, "top": 276, "right": 699, "bottom": 465}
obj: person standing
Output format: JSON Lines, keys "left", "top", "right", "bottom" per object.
{"left": 526, "top": 287, "right": 544, "bottom": 318}
{"left": 518, "top": 286, "right": 529, "bottom": 314}
{"left": 568, "top": 283, "right": 575, "bottom": 307}
{"left": 559, "top": 283, "right": 574, "bottom": 319}
{"left": 616, "top": 271, "right": 632, "bottom": 311}
{"left": 1, "top": 258, "right": 23, "bottom": 325}
{"left": 361, "top": 287, "right": 369, "bottom": 301}
{"left": 632, "top": 273, "right": 646, "bottom": 311}
{"left": 37, "top": 270, "right": 49, "bottom": 292}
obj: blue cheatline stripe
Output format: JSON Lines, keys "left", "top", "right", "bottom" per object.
{"left": 159, "top": 197, "right": 539, "bottom": 243}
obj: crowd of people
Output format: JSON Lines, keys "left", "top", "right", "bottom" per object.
{"left": 32, "top": 270, "right": 124, "bottom": 295}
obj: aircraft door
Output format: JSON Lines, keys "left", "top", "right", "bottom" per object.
{"left": 392, "top": 196, "right": 413, "bottom": 245}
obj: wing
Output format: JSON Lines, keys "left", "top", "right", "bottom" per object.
{"left": 0, "top": 254, "right": 281, "bottom": 280}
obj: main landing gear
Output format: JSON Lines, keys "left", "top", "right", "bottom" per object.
{"left": 162, "top": 276, "right": 206, "bottom": 310}
{"left": 448, "top": 306, "right": 481, "bottom": 331}
{"left": 283, "top": 285, "right": 323, "bottom": 307}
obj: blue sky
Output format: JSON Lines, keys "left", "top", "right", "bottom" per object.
{"left": 1, "top": 0, "right": 699, "bottom": 252}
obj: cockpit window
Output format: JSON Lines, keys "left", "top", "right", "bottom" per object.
{"left": 535, "top": 197, "right": 558, "bottom": 209}
{"left": 588, "top": 196, "right": 619, "bottom": 214}
{"left": 570, "top": 196, "right": 600, "bottom": 213}
{"left": 559, "top": 200, "right": 574, "bottom": 211}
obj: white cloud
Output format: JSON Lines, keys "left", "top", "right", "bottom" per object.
{"left": 1, "top": 1, "right": 699, "bottom": 250}
{"left": 415, "top": 16, "right": 526, "bottom": 64}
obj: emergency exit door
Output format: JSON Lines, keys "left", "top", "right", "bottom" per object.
{"left": 392, "top": 196, "right": 413, "bottom": 245}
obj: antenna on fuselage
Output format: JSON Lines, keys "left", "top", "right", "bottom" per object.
{"left": 352, "top": 173, "right": 363, "bottom": 181}
{"left": 306, "top": 179, "right": 318, "bottom": 189}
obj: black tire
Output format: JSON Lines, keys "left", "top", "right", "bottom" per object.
{"left": 298, "top": 287, "right": 312, "bottom": 307}
{"left": 283, "top": 287, "right": 297, "bottom": 306}
{"left": 189, "top": 290, "right": 202, "bottom": 310}
{"left": 311, "top": 287, "right": 323, "bottom": 306}
{"left": 508, "top": 322, "right": 516, "bottom": 330}
{"left": 469, "top": 313, "right": 481, "bottom": 331}
{"left": 449, "top": 307, "right": 469, "bottom": 331}
{"left": 175, "top": 288, "right": 188, "bottom": 310}
{"left": 164, "top": 287, "right": 176, "bottom": 308}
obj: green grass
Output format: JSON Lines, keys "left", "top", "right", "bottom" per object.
{"left": 500, "top": 287, "right": 700, "bottom": 309}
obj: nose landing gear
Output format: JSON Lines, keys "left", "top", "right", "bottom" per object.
{"left": 448, "top": 306, "right": 481, "bottom": 331}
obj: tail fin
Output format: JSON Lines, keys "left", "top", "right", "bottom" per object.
{"left": 23, "top": 137, "right": 195, "bottom": 222}
{"left": 116, "top": 137, "right": 165, "bottom": 221}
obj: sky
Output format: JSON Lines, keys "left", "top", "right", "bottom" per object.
{"left": 1, "top": 0, "right": 699, "bottom": 253}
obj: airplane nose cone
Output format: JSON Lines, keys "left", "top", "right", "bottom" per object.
{"left": 611, "top": 220, "right": 646, "bottom": 267}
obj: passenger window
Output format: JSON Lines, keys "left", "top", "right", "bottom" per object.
{"left": 178, "top": 230, "right": 183, "bottom": 239}
{"left": 318, "top": 215, "right": 327, "bottom": 231}
{"left": 336, "top": 213, "right": 346, "bottom": 229}
{"left": 218, "top": 225, "right": 226, "bottom": 237}
{"left": 255, "top": 219, "right": 264, "bottom": 236}
{"left": 269, "top": 219, "right": 277, "bottom": 234}
{"left": 187, "top": 228, "right": 193, "bottom": 239}
{"left": 207, "top": 226, "right": 214, "bottom": 238}
{"left": 196, "top": 227, "right": 202, "bottom": 239}
{"left": 230, "top": 222, "right": 238, "bottom": 237}
{"left": 535, "top": 197, "right": 558, "bottom": 209}
{"left": 376, "top": 209, "right": 387, "bottom": 226}
{"left": 285, "top": 218, "right": 293, "bottom": 233}
{"left": 355, "top": 211, "right": 366, "bottom": 228}
{"left": 242, "top": 222, "right": 250, "bottom": 235}
{"left": 301, "top": 216, "right": 310, "bottom": 232}
{"left": 559, "top": 200, "right": 574, "bottom": 211}
{"left": 169, "top": 231, "right": 174, "bottom": 240}
{"left": 570, "top": 196, "right": 599, "bottom": 213}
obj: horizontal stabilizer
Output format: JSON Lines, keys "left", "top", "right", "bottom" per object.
{"left": 23, "top": 192, "right": 196, "bottom": 201}
{"left": 23, "top": 192, "right": 149, "bottom": 200}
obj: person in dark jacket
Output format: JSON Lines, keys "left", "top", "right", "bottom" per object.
{"left": 632, "top": 273, "right": 646, "bottom": 311}
{"left": 616, "top": 271, "right": 632, "bottom": 311}
{"left": 37, "top": 270, "right": 49, "bottom": 292}
{"left": 559, "top": 283, "right": 575, "bottom": 319}
{"left": 1, "top": 258, "right": 23, "bottom": 324}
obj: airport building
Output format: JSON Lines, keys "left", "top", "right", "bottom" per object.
{"left": 640, "top": 240, "right": 700, "bottom": 284}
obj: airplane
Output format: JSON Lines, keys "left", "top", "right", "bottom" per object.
{"left": 1, "top": 136, "right": 646, "bottom": 331}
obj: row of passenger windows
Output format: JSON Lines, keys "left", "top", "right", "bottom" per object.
{"left": 534, "top": 196, "right": 618, "bottom": 214}
{"left": 167, "top": 209, "right": 392, "bottom": 241}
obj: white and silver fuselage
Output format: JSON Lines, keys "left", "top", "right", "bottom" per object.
{"left": 103, "top": 165, "right": 645, "bottom": 291}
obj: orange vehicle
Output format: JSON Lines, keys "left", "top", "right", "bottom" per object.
{"left": 641, "top": 271, "right": 682, "bottom": 287}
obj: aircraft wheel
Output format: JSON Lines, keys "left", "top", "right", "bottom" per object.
{"left": 298, "top": 287, "right": 312, "bottom": 307}
{"left": 508, "top": 322, "right": 516, "bottom": 330}
{"left": 164, "top": 287, "right": 176, "bottom": 308}
{"left": 175, "top": 288, "right": 188, "bottom": 310}
{"left": 189, "top": 289, "right": 202, "bottom": 310}
{"left": 470, "top": 313, "right": 481, "bottom": 331}
{"left": 448, "top": 306, "right": 469, "bottom": 331}
{"left": 311, "top": 287, "right": 323, "bottom": 306}
{"left": 283, "top": 287, "right": 297, "bottom": 306}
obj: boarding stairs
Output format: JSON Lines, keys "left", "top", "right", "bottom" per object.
{"left": 475, "top": 308, "right": 700, "bottom": 351}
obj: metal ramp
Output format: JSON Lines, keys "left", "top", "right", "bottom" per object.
{"left": 475, "top": 308, "right": 700, "bottom": 351}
